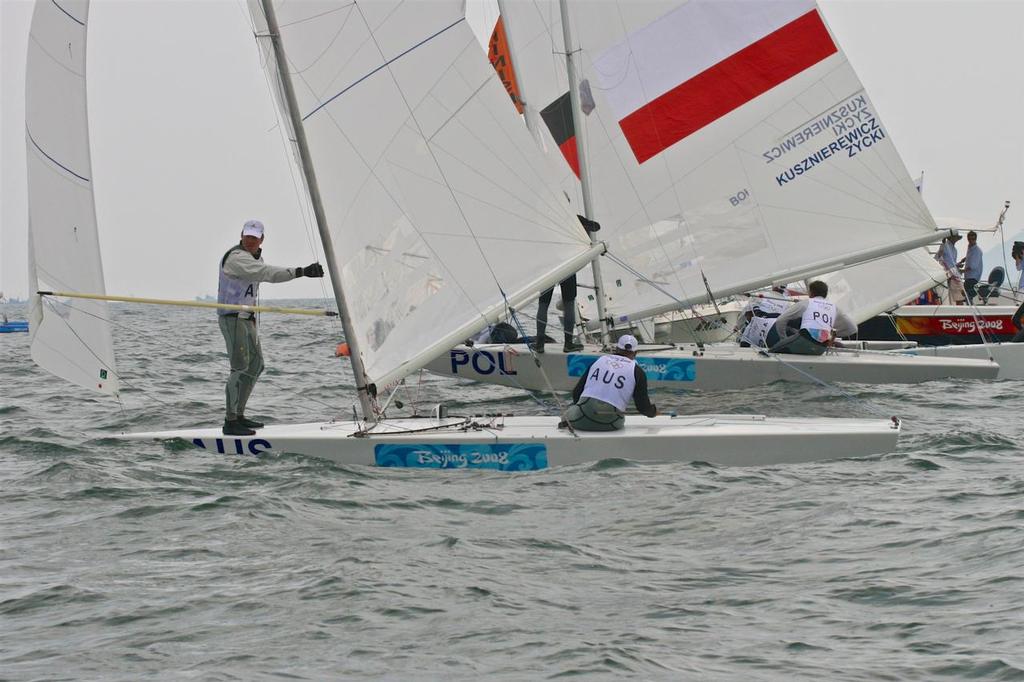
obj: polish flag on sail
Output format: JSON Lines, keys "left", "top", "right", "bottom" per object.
{"left": 593, "top": 0, "right": 838, "bottom": 164}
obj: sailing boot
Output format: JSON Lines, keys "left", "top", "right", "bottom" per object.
{"left": 563, "top": 333, "right": 583, "bottom": 353}
{"left": 238, "top": 416, "right": 264, "bottom": 429}
{"left": 532, "top": 321, "right": 547, "bottom": 353}
{"left": 223, "top": 419, "right": 256, "bottom": 436}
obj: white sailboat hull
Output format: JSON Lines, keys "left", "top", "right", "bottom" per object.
{"left": 424, "top": 343, "right": 998, "bottom": 392}
{"left": 122, "top": 414, "right": 901, "bottom": 469}
{"left": 894, "top": 342, "right": 1024, "bottom": 380}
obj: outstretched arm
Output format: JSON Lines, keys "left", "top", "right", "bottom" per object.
{"left": 631, "top": 365, "right": 657, "bottom": 417}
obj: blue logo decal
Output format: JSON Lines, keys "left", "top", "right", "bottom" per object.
{"left": 374, "top": 443, "right": 548, "bottom": 470}
{"left": 566, "top": 354, "right": 696, "bottom": 382}
{"left": 449, "top": 349, "right": 517, "bottom": 376}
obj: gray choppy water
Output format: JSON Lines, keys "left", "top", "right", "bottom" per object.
{"left": 2, "top": 301, "right": 1023, "bottom": 680}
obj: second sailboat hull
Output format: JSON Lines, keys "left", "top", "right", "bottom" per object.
{"left": 423, "top": 343, "right": 998, "bottom": 392}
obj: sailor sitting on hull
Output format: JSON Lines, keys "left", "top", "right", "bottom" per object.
{"left": 737, "top": 287, "right": 788, "bottom": 349}
{"left": 562, "top": 334, "right": 657, "bottom": 432}
{"left": 769, "top": 280, "right": 856, "bottom": 356}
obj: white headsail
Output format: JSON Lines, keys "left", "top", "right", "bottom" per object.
{"left": 26, "top": 0, "right": 119, "bottom": 395}
{"left": 249, "top": 1, "right": 600, "bottom": 391}
{"left": 499, "top": 0, "right": 943, "bottom": 326}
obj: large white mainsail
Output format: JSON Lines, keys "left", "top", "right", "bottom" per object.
{"left": 248, "top": 0, "right": 600, "bottom": 393}
{"left": 499, "top": 0, "right": 943, "bottom": 327}
{"left": 25, "top": 0, "right": 118, "bottom": 394}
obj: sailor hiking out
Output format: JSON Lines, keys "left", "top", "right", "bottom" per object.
{"left": 218, "top": 219, "right": 325, "bottom": 436}
{"left": 562, "top": 334, "right": 658, "bottom": 431}
{"left": 770, "top": 280, "right": 856, "bottom": 355}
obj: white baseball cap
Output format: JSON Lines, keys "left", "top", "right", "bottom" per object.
{"left": 616, "top": 334, "right": 638, "bottom": 350}
{"left": 241, "top": 219, "right": 265, "bottom": 238}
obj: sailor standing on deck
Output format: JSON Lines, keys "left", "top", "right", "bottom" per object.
{"left": 562, "top": 334, "right": 657, "bottom": 431}
{"left": 958, "top": 231, "right": 983, "bottom": 303}
{"left": 769, "top": 280, "right": 856, "bottom": 355}
{"left": 218, "top": 220, "right": 324, "bottom": 436}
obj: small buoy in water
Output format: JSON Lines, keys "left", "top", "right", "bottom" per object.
{"left": 335, "top": 342, "right": 350, "bottom": 357}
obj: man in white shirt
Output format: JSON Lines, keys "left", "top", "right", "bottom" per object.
{"left": 770, "top": 280, "right": 857, "bottom": 355}
{"left": 958, "top": 231, "right": 983, "bottom": 303}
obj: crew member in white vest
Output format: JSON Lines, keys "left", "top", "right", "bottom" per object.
{"left": 218, "top": 220, "right": 324, "bottom": 436}
{"left": 737, "top": 288, "right": 788, "bottom": 349}
{"left": 769, "top": 280, "right": 856, "bottom": 355}
{"left": 561, "top": 334, "right": 657, "bottom": 431}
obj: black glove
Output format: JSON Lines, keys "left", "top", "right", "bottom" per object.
{"left": 295, "top": 262, "right": 325, "bottom": 278}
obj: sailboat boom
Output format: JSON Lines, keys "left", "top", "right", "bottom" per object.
{"left": 595, "top": 229, "right": 956, "bottom": 329}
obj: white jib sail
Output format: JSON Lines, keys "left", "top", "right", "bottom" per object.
{"left": 250, "top": 1, "right": 598, "bottom": 390}
{"left": 817, "top": 248, "right": 948, "bottom": 325}
{"left": 500, "top": 0, "right": 941, "bottom": 325}
{"left": 26, "top": 0, "right": 119, "bottom": 395}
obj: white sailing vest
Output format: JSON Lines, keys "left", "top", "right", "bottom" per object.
{"left": 218, "top": 245, "right": 258, "bottom": 316}
{"left": 801, "top": 297, "right": 836, "bottom": 343}
{"left": 580, "top": 355, "right": 636, "bottom": 412}
{"left": 739, "top": 298, "right": 787, "bottom": 347}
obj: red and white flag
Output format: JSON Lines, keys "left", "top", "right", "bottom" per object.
{"left": 593, "top": 0, "right": 837, "bottom": 164}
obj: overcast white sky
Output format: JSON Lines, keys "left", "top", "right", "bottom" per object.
{"left": 2, "top": 0, "right": 1023, "bottom": 300}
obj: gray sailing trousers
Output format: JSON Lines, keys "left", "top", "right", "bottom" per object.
{"left": 565, "top": 397, "right": 625, "bottom": 431}
{"left": 219, "top": 315, "right": 264, "bottom": 420}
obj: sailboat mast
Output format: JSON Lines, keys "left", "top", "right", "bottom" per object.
{"left": 558, "top": 0, "right": 612, "bottom": 347}
{"left": 259, "top": 0, "right": 377, "bottom": 423}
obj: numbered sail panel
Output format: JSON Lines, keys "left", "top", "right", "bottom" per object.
{"left": 26, "top": 0, "right": 119, "bottom": 395}
{"left": 250, "top": 1, "right": 596, "bottom": 391}
{"left": 500, "top": 0, "right": 934, "bottom": 321}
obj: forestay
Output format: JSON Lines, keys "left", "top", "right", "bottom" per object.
{"left": 818, "top": 248, "right": 947, "bottom": 325}
{"left": 248, "top": 1, "right": 599, "bottom": 391}
{"left": 499, "top": 0, "right": 941, "bottom": 326}
{"left": 26, "top": 0, "right": 119, "bottom": 395}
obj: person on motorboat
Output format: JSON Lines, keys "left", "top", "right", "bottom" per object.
{"left": 958, "top": 231, "right": 983, "bottom": 304}
{"left": 218, "top": 219, "right": 324, "bottom": 436}
{"left": 561, "top": 334, "right": 657, "bottom": 431}
{"left": 769, "top": 280, "right": 856, "bottom": 355}
{"left": 936, "top": 234, "right": 965, "bottom": 304}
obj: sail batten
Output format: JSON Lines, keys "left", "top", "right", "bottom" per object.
{"left": 26, "top": 0, "right": 119, "bottom": 396}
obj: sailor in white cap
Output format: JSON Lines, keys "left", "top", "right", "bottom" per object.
{"left": 562, "top": 334, "right": 657, "bottom": 431}
{"left": 218, "top": 219, "right": 325, "bottom": 436}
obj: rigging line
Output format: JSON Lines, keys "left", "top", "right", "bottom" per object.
{"left": 605, "top": 252, "right": 692, "bottom": 310}
{"left": 253, "top": 30, "right": 344, "bottom": 321}
{"left": 811, "top": 80, "right": 930, "bottom": 225}
{"left": 428, "top": 75, "right": 583, "bottom": 226}
{"left": 302, "top": 16, "right": 466, "bottom": 122}
{"left": 757, "top": 348, "right": 893, "bottom": 419}
{"left": 292, "top": 4, "right": 368, "bottom": 79}
{"left": 503, "top": 300, "right": 576, "bottom": 422}
{"left": 280, "top": 22, "right": 501, "bottom": 323}
{"left": 36, "top": 297, "right": 186, "bottom": 410}
{"left": 355, "top": 8, "right": 510, "bottom": 296}
{"left": 278, "top": 2, "right": 356, "bottom": 29}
